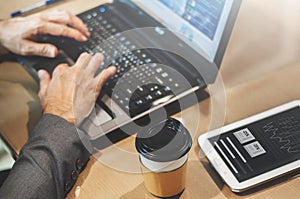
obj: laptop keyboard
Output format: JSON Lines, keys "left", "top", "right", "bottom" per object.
{"left": 79, "top": 11, "right": 187, "bottom": 117}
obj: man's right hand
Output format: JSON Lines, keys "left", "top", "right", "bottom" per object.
{"left": 38, "top": 53, "right": 116, "bottom": 126}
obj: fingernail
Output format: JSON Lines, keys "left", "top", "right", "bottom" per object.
{"left": 48, "top": 47, "right": 56, "bottom": 58}
{"left": 82, "top": 35, "right": 88, "bottom": 41}
{"left": 37, "top": 70, "right": 45, "bottom": 79}
{"left": 96, "top": 53, "right": 104, "bottom": 59}
{"left": 108, "top": 66, "right": 117, "bottom": 74}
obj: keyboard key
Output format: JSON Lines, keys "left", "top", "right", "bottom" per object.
{"left": 145, "top": 58, "right": 151, "bottom": 63}
{"left": 161, "top": 72, "right": 168, "bottom": 78}
{"left": 156, "top": 68, "right": 163, "bottom": 73}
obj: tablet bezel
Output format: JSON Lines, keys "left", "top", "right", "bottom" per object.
{"left": 198, "top": 100, "right": 300, "bottom": 192}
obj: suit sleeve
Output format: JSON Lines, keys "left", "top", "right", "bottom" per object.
{"left": 0, "top": 114, "right": 90, "bottom": 199}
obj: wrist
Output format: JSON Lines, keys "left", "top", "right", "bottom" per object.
{"left": 44, "top": 103, "right": 76, "bottom": 125}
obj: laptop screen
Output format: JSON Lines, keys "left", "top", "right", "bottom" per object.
{"left": 133, "top": 0, "right": 234, "bottom": 63}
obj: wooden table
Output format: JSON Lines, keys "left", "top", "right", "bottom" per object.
{"left": 1, "top": 0, "right": 300, "bottom": 198}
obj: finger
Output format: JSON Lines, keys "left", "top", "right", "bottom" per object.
{"left": 20, "top": 40, "right": 58, "bottom": 57}
{"left": 95, "top": 66, "right": 117, "bottom": 94}
{"left": 41, "top": 10, "right": 90, "bottom": 37}
{"left": 37, "top": 22, "right": 88, "bottom": 42}
{"left": 87, "top": 53, "right": 104, "bottom": 75}
{"left": 74, "top": 52, "right": 92, "bottom": 69}
{"left": 37, "top": 69, "right": 51, "bottom": 106}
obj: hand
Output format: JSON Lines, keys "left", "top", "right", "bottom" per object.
{"left": 38, "top": 53, "right": 116, "bottom": 125}
{"left": 0, "top": 10, "right": 90, "bottom": 58}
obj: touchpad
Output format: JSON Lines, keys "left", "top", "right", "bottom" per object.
{"left": 89, "top": 103, "right": 113, "bottom": 126}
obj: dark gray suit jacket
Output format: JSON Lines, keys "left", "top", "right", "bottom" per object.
{"left": 0, "top": 114, "right": 90, "bottom": 199}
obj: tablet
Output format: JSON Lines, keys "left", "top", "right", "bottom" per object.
{"left": 198, "top": 100, "right": 300, "bottom": 192}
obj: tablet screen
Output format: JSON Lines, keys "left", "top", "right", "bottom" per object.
{"left": 209, "top": 107, "right": 300, "bottom": 182}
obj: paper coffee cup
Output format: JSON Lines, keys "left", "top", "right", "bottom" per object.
{"left": 135, "top": 118, "right": 192, "bottom": 197}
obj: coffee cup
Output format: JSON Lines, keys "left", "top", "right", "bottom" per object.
{"left": 135, "top": 118, "right": 192, "bottom": 197}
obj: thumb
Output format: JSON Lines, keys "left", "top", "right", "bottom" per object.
{"left": 38, "top": 70, "right": 51, "bottom": 107}
{"left": 21, "top": 40, "right": 58, "bottom": 58}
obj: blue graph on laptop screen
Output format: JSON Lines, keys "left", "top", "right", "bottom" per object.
{"left": 135, "top": 0, "right": 233, "bottom": 62}
{"left": 159, "top": 0, "right": 226, "bottom": 40}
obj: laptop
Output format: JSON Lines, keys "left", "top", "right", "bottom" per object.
{"left": 18, "top": 0, "right": 241, "bottom": 140}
